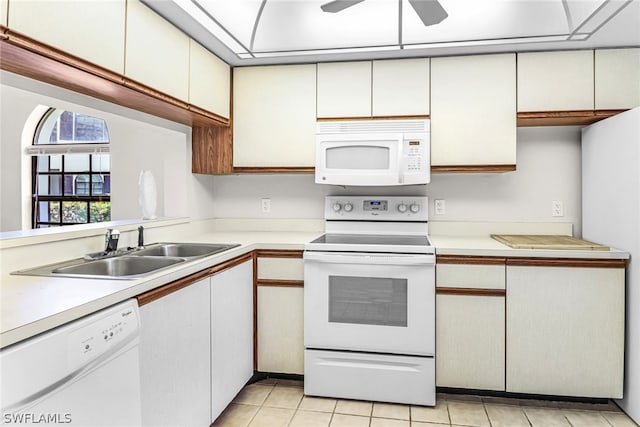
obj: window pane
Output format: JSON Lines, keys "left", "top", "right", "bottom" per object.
{"left": 91, "top": 175, "right": 105, "bottom": 195}
{"left": 37, "top": 155, "right": 62, "bottom": 172}
{"left": 65, "top": 154, "right": 90, "bottom": 172}
{"left": 90, "top": 202, "right": 111, "bottom": 222}
{"left": 62, "top": 201, "right": 88, "bottom": 223}
{"left": 92, "top": 154, "right": 110, "bottom": 172}
{"left": 74, "top": 175, "right": 90, "bottom": 196}
{"left": 75, "top": 114, "right": 108, "bottom": 141}
{"left": 38, "top": 201, "right": 60, "bottom": 223}
{"left": 59, "top": 111, "right": 74, "bottom": 141}
{"left": 37, "top": 175, "right": 62, "bottom": 196}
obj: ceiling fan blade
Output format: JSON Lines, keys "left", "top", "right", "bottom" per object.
{"left": 321, "top": 0, "right": 366, "bottom": 13}
{"left": 408, "top": 0, "right": 448, "bottom": 26}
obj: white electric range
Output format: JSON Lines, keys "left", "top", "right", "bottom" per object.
{"left": 304, "top": 196, "right": 436, "bottom": 406}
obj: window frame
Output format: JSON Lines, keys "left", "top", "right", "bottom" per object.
{"left": 31, "top": 109, "right": 111, "bottom": 229}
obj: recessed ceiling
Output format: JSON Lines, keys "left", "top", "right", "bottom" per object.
{"left": 144, "top": 0, "right": 640, "bottom": 66}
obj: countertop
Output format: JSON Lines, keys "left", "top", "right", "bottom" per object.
{"left": 1, "top": 229, "right": 629, "bottom": 349}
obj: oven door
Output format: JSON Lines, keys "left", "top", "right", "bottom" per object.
{"left": 304, "top": 251, "right": 435, "bottom": 356}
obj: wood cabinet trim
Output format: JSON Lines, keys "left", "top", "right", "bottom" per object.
{"left": 316, "top": 115, "right": 430, "bottom": 122}
{"left": 436, "top": 287, "right": 506, "bottom": 297}
{"left": 507, "top": 257, "right": 626, "bottom": 268}
{"left": 432, "top": 165, "right": 517, "bottom": 173}
{"left": 516, "top": 110, "right": 627, "bottom": 127}
{"left": 0, "top": 30, "right": 228, "bottom": 128}
{"left": 255, "top": 249, "right": 304, "bottom": 259}
{"left": 436, "top": 255, "right": 506, "bottom": 265}
{"left": 192, "top": 126, "right": 233, "bottom": 174}
{"left": 136, "top": 268, "right": 211, "bottom": 307}
{"left": 232, "top": 167, "right": 314, "bottom": 174}
{"left": 257, "top": 279, "right": 304, "bottom": 288}
{"left": 136, "top": 252, "right": 253, "bottom": 306}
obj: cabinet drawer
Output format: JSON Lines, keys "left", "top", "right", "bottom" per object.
{"left": 257, "top": 257, "right": 304, "bottom": 281}
{"left": 436, "top": 264, "right": 505, "bottom": 289}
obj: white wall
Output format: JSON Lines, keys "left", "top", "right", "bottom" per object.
{"left": 206, "top": 126, "right": 583, "bottom": 234}
{"left": 1, "top": 70, "right": 583, "bottom": 236}
{"left": 0, "top": 71, "right": 195, "bottom": 232}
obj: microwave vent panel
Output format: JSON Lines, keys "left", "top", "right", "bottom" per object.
{"left": 317, "top": 119, "right": 429, "bottom": 134}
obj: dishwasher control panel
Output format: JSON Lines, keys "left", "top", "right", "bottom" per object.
{"left": 67, "top": 300, "right": 140, "bottom": 371}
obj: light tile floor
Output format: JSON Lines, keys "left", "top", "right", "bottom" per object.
{"left": 212, "top": 378, "right": 639, "bottom": 427}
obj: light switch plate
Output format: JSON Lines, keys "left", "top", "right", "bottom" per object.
{"left": 435, "top": 199, "right": 446, "bottom": 215}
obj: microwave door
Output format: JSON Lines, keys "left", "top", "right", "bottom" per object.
{"left": 316, "top": 134, "right": 401, "bottom": 186}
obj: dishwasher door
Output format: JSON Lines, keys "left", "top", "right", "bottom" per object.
{"left": 1, "top": 299, "right": 141, "bottom": 426}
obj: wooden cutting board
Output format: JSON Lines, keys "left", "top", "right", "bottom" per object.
{"left": 490, "top": 234, "right": 609, "bottom": 251}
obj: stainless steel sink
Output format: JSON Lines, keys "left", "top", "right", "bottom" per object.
{"left": 12, "top": 242, "right": 240, "bottom": 279}
{"left": 51, "top": 256, "right": 185, "bottom": 278}
{"left": 132, "top": 242, "right": 239, "bottom": 258}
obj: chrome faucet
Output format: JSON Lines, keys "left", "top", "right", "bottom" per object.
{"left": 104, "top": 229, "right": 120, "bottom": 253}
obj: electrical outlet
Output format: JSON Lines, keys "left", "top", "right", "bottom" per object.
{"left": 435, "top": 199, "right": 446, "bottom": 215}
{"left": 551, "top": 200, "right": 564, "bottom": 217}
{"left": 261, "top": 198, "right": 271, "bottom": 214}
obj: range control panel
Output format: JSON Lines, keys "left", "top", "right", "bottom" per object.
{"left": 325, "top": 196, "right": 428, "bottom": 221}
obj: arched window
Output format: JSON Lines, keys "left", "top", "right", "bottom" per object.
{"left": 31, "top": 109, "right": 111, "bottom": 228}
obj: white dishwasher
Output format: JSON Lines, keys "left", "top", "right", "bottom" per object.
{"left": 1, "top": 299, "right": 142, "bottom": 426}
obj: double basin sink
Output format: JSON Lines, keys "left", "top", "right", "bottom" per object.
{"left": 13, "top": 242, "right": 240, "bottom": 279}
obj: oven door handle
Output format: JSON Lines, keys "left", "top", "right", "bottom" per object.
{"left": 304, "top": 251, "right": 435, "bottom": 266}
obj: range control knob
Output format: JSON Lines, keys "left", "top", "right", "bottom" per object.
{"left": 410, "top": 203, "right": 421, "bottom": 213}
{"left": 332, "top": 203, "right": 342, "bottom": 212}
{"left": 343, "top": 203, "right": 353, "bottom": 212}
{"left": 397, "top": 203, "right": 408, "bottom": 213}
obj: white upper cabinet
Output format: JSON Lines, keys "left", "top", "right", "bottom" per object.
{"left": 125, "top": 0, "right": 189, "bottom": 101}
{"left": 8, "top": 0, "right": 126, "bottom": 74}
{"left": 189, "top": 39, "right": 230, "bottom": 118}
{"left": 595, "top": 48, "right": 640, "bottom": 109}
{"left": 317, "top": 61, "right": 372, "bottom": 118}
{"left": 431, "top": 53, "right": 516, "bottom": 166}
{"left": 517, "top": 50, "right": 594, "bottom": 111}
{"left": 233, "top": 64, "right": 317, "bottom": 167}
{"left": 372, "top": 58, "right": 430, "bottom": 116}
{"left": 1, "top": 0, "right": 8, "bottom": 26}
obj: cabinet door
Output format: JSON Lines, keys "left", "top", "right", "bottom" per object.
{"left": 435, "top": 261, "right": 506, "bottom": 390}
{"left": 233, "top": 64, "right": 316, "bottom": 167}
{"left": 257, "top": 255, "right": 304, "bottom": 374}
{"left": 317, "top": 61, "right": 372, "bottom": 117}
{"left": 257, "top": 286, "right": 304, "bottom": 375}
{"left": 139, "top": 278, "right": 211, "bottom": 426}
{"left": 125, "top": 0, "right": 189, "bottom": 101}
{"left": 431, "top": 54, "right": 516, "bottom": 166}
{"left": 506, "top": 266, "right": 625, "bottom": 398}
{"left": 189, "top": 39, "right": 230, "bottom": 118}
{"left": 8, "top": 0, "right": 126, "bottom": 73}
{"left": 595, "top": 48, "right": 640, "bottom": 109}
{"left": 517, "top": 50, "right": 594, "bottom": 111}
{"left": 211, "top": 260, "right": 254, "bottom": 421}
{"left": 436, "top": 294, "right": 505, "bottom": 390}
{"left": 372, "top": 58, "right": 430, "bottom": 116}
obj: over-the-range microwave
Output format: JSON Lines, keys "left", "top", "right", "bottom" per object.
{"left": 315, "top": 119, "right": 430, "bottom": 186}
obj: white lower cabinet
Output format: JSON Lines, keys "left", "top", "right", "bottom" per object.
{"left": 435, "top": 260, "right": 506, "bottom": 391}
{"left": 436, "top": 294, "right": 505, "bottom": 390}
{"left": 257, "top": 286, "right": 304, "bottom": 374}
{"left": 139, "top": 278, "right": 212, "bottom": 426}
{"left": 211, "top": 260, "right": 254, "bottom": 420}
{"left": 506, "top": 265, "right": 625, "bottom": 398}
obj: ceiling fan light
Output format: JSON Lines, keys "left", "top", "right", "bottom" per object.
{"left": 408, "top": 0, "right": 448, "bottom": 26}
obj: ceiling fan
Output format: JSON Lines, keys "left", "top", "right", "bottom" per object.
{"left": 321, "top": 0, "right": 448, "bottom": 26}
